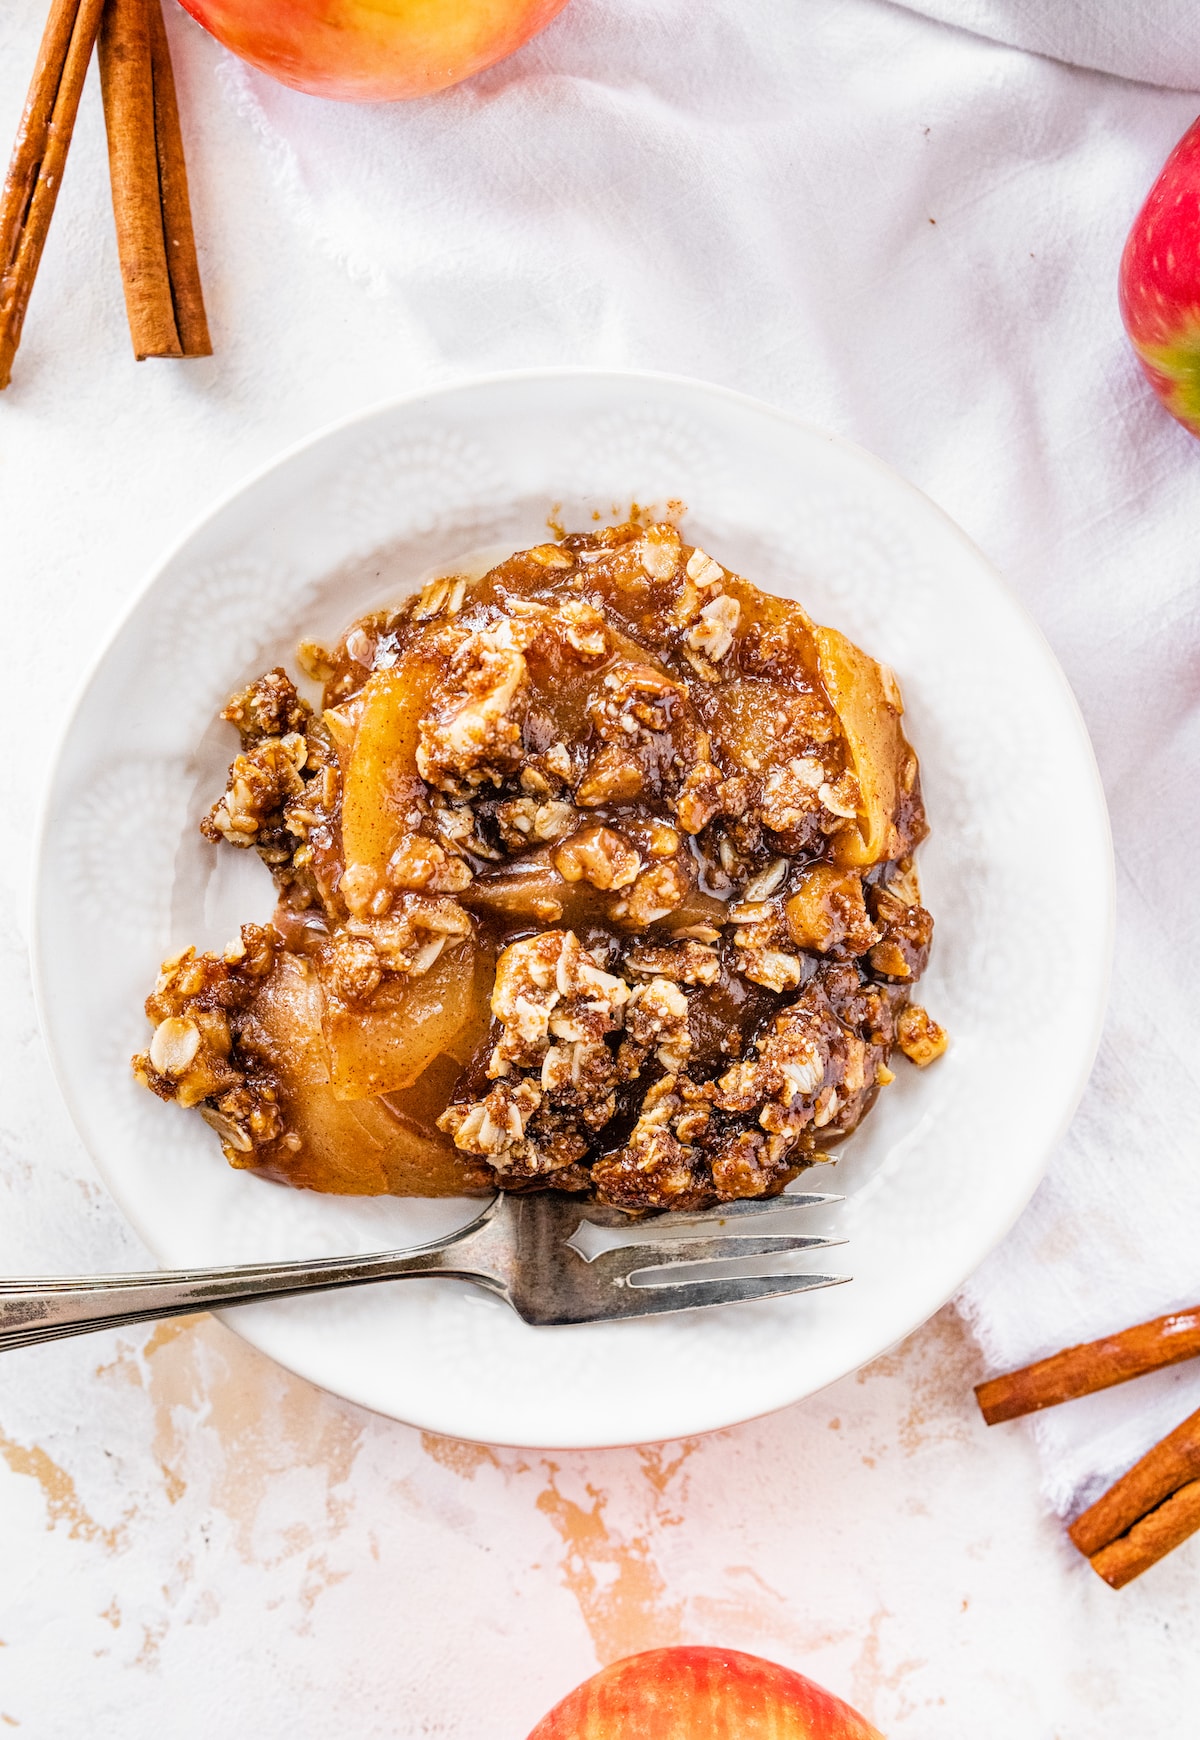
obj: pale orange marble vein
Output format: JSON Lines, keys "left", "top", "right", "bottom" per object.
{"left": 535, "top": 1462, "right": 685, "bottom": 1663}
{"left": 0, "top": 1431, "right": 127, "bottom": 1553}
{"left": 856, "top": 1308, "right": 976, "bottom": 1455}
{"left": 848, "top": 1607, "right": 927, "bottom": 1727}
{"left": 416, "top": 1419, "right": 714, "bottom": 1663}
{"left": 95, "top": 1314, "right": 366, "bottom": 1566}
{"left": 419, "top": 1433, "right": 500, "bottom": 1479}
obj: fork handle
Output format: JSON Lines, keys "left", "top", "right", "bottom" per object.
{"left": 0, "top": 1205, "right": 502, "bottom": 1352}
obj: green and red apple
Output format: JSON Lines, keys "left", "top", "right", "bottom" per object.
{"left": 1121, "top": 115, "right": 1200, "bottom": 436}
{"left": 526, "top": 1647, "right": 882, "bottom": 1740}
{"left": 176, "top": 0, "right": 573, "bottom": 101}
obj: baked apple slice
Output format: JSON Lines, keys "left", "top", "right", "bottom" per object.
{"left": 250, "top": 952, "right": 490, "bottom": 1196}
{"left": 813, "top": 625, "right": 907, "bottom": 868}
{"left": 318, "top": 941, "right": 485, "bottom": 1102}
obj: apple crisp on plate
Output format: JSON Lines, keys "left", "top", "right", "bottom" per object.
{"left": 133, "top": 518, "right": 945, "bottom": 1210}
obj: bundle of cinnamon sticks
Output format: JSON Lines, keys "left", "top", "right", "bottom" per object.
{"left": 0, "top": 0, "right": 209, "bottom": 390}
{"left": 977, "top": 1303, "right": 1200, "bottom": 1587}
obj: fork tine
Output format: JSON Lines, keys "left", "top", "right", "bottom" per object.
{"left": 592, "top": 1234, "right": 845, "bottom": 1280}
{"left": 601, "top": 1270, "right": 850, "bottom": 1319}
{"left": 646, "top": 1192, "right": 843, "bottom": 1228}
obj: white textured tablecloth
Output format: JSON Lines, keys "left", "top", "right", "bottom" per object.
{"left": 213, "top": 0, "right": 1200, "bottom": 1518}
{"left": 7, "top": 0, "right": 1200, "bottom": 1529}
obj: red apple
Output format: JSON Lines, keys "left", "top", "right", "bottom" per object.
{"left": 526, "top": 1647, "right": 882, "bottom": 1740}
{"left": 1120, "top": 115, "right": 1200, "bottom": 437}
{"left": 176, "top": 0, "right": 574, "bottom": 102}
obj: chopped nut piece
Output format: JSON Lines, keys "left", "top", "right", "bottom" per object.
{"left": 339, "top": 862, "right": 385, "bottom": 916}
{"left": 666, "top": 576, "right": 702, "bottom": 630}
{"left": 638, "top": 523, "right": 682, "bottom": 581}
{"left": 612, "top": 859, "right": 688, "bottom": 927}
{"left": 544, "top": 741, "right": 573, "bottom": 782}
{"left": 685, "top": 593, "right": 741, "bottom": 667}
{"left": 387, "top": 833, "right": 474, "bottom": 894}
{"left": 520, "top": 766, "right": 552, "bottom": 797}
{"left": 710, "top": 1129, "right": 781, "bottom": 1199}
{"left": 685, "top": 547, "right": 724, "bottom": 587}
{"left": 346, "top": 896, "right": 472, "bottom": 981}
{"left": 296, "top": 640, "right": 336, "bottom": 684}
{"left": 417, "top": 618, "right": 537, "bottom": 793}
{"left": 495, "top": 797, "right": 578, "bottom": 851}
{"left": 623, "top": 941, "right": 720, "bottom": 986}
{"left": 591, "top": 663, "right": 687, "bottom": 742}
{"left": 327, "top": 931, "right": 383, "bottom": 1004}
{"left": 818, "top": 773, "right": 861, "bottom": 821}
{"left": 868, "top": 940, "right": 909, "bottom": 977}
{"left": 552, "top": 824, "right": 642, "bottom": 890}
{"left": 738, "top": 948, "right": 804, "bottom": 993}
{"left": 221, "top": 669, "right": 310, "bottom": 742}
{"left": 896, "top": 1003, "right": 948, "bottom": 1067}
{"left": 759, "top": 756, "right": 826, "bottom": 835}
{"left": 557, "top": 599, "right": 608, "bottom": 662}
{"left": 868, "top": 888, "right": 934, "bottom": 981}
{"left": 576, "top": 745, "right": 645, "bottom": 806}
{"left": 674, "top": 765, "right": 752, "bottom": 838}
{"left": 625, "top": 976, "right": 692, "bottom": 1070}
{"left": 784, "top": 865, "right": 877, "bottom": 956}
{"left": 675, "top": 762, "right": 723, "bottom": 833}
{"left": 529, "top": 543, "right": 575, "bottom": 569}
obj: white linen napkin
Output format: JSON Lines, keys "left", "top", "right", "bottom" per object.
{"left": 896, "top": 0, "right": 1200, "bottom": 90}
{"left": 185, "top": 0, "right": 1200, "bottom": 1516}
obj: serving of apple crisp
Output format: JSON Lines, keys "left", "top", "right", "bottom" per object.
{"left": 132, "top": 518, "right": 945, "bottom": 1211}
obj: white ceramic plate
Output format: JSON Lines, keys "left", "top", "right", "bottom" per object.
{"left": 34, "top": 370, "right": 1112, "bottom": 1448}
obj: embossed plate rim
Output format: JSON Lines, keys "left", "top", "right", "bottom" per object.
{"left": 32, "top": 368, "right": 1114, "bottom": 1447}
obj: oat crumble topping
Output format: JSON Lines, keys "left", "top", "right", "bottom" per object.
{"left": 134, "top": 518, "right": 943, "bottom": 1207}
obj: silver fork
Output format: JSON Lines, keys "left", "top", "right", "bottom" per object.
{"left": 0, "top": 1190, "right": 848, "bottom": 1349}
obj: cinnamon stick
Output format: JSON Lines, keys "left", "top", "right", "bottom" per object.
{"left": 0, "top": 0, "right": 106, "bottom": 389}
{"left": 975, "top": 1303, "right": 1200, "bottom": 1425}
{"left": 144, "top": 0, "right": 209, "bottom": 355}
{"left": 99, "top": 0, "right": 210, "bottom": 360}
{"left": 1068, "top": 1402, "right": 1200, "bottom": 1559}
{"left": 1089, "top": 1479, "right": 1200, "bottom": 1590}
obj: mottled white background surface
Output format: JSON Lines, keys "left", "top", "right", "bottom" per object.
{"left": 4, "top": 0, "right": 1200, "bottom": 1732}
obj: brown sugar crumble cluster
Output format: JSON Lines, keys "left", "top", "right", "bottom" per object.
{"left": 133, "top": 519, "right": 947, "bottom": 1210}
